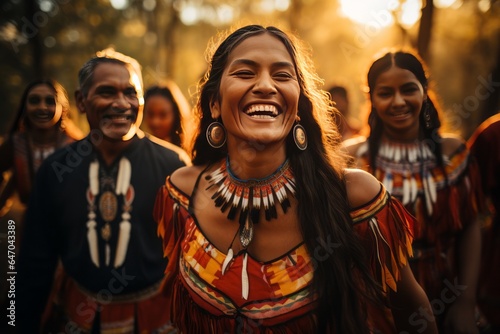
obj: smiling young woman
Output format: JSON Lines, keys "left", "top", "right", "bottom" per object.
{"left": 154, "top": 26, "right": 438, "bottom": 333}
{"left": 0, "top": 79, "right": 83, "bottom": 209}
{"left": 344, "top": 50, "right": 485, "bottom": 334}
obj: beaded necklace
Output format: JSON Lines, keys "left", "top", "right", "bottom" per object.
{"left": 357, "top": 139, "right": 440, "bottom": 214}
{"left": 205, "top": 157, "right": 296, "bottom": 299}
{"left": 205, "top": 157, "right": 296, "bottom": 248}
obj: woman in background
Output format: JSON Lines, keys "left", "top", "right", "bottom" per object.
{"left": 143, "top": 80, "right": 193, "bottom": 151}
{"left": 345, "top": 50, "right": 484, "bottom": 334}
{"left": 0, "top": 79, "right": 83, "bottom": 313}
{"left": 0, "top": 78, "right": 83, "bottom": 212}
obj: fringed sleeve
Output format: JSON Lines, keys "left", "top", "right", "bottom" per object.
{"left": 153, "top": 177, "right": 189, "bottom": 282}
{"left": 351, "top": 186, "right": 414, "bottom": 293}
{"left": 445, "top": 145, "right": 485, "bottom": 228}
{"left": 455, "top": 147, "right": 486, "bottom": 221}
{"left": 407, "top": 144, "right": 485, "bottom": 245}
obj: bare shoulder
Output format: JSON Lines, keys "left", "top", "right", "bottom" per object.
{"left": 344, "top": 168, "right": 382, "bottom": 208}
{"left": 440, "top": 133, "right": 465, "bottom": 157}
{"left": 170, "top": 165, "right": 206, "bottom": 196}
{"left": 342, "top": 136, "right": 367, "bottom": 157}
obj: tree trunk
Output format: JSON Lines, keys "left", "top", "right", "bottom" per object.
{"left": 417, "top": 0, "right": 434, "bottom": 62}
{"left": 26, "top": 0, "right": 44, "bottom": 78}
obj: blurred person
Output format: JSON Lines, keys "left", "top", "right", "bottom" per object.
{"left": 143, "top": 80, "right": 193, "bottom": 152}
{"left": 16, "top": 48, "right": 190, "bottom": 333}
{"left": 0, "top": 78, "right": 83, "bottom": 333}
{"left": 0, "top": 78, "right": 83, "bottom": 215}
{"left": 327, "top": 84, "right": 361, "bottom": 141}
{"left": 344, "top": 50, "right": 484, "bottom": 334}
{"left": 468, "top": 112, "right": 500, "bottom": 333}
{"left": 154, "top": 25, "right": 437, "bottom": 333}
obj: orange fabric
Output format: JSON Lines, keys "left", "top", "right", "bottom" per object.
{"left": 351, "top": 188, "right": 415, "bottom": 334}
{"left": 154, "top": 177, "right": 415, "bottom": 333}
{"left": 351, "top": 188, "right": 414, "bottom": 293}
{"left": 357, "top": 143, "right": 484, "bottom": 300}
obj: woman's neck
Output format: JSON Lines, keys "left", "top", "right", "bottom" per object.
{"left": 382, "top": 130, "right": 420, "bottom": 144}
{"left": 226, "top": 142, "right": 287, "bottom": 180}
{"left": 28, "top": 127, "right": 60, "bottom": 146}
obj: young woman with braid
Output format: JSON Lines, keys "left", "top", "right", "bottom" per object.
{"left": 154, "top": 25, "right": 437, "bottom": 333}
{"left": 344, "top": 50, "right": 484, "bottom": 333}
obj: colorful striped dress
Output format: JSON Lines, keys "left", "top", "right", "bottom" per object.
{"left": 154, "top": 172, "right": 415, "bottom": 333}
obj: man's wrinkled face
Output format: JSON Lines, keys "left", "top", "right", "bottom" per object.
{"left": 77, "top": 63, "right": 141, "bottom": 141}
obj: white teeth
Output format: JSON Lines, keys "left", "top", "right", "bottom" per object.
{"left": 245, "top": 104, "right": 278, "bottom": 116}
{"left": 250, "top": 114, "right": 274, "bottom": 119}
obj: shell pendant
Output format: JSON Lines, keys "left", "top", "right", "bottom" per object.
{"left": 239, "top": 217, "right": 254, "bottom": 248}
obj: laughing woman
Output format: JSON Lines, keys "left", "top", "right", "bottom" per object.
{"left": 154, "top": 26, "right": 438, "bottom": 333}
{"left": 0, "top": 79, "right": 83, "bottom": 214}
{"left": 344, "top": 50, "right": 484, "bottom": 334}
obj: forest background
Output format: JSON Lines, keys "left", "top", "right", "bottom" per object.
{"left": 1, "top": 0, "right": 499, "bottom": 139}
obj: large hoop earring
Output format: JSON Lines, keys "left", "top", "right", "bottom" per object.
{"left": 423, "top": 101, "right": 432, "bottom": 129}
{"left": 293, "top": 123, "right": 307, "bottom": 151}
{"left": 206, "top": 121, "right": 226, "bottom": 148}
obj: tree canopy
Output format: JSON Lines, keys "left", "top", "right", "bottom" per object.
{"left": 1, "top": 0, "right": 499, "bottom": 138}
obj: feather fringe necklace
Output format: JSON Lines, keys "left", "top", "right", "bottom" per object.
{"left": 206, "top": 157, "right": 296, "bottom": 248}
{"left": 205, "top": 157, "right": 296, "bottom": 300}
{"left": 86, "top": 157, "right": 134, "bottom": 268}
{"left": 373, "top": 140, "right": 438, "bottom": 215}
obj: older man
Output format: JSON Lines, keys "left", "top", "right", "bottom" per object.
{"left": 17, "top": 49, "right": 189, "bottom": 333}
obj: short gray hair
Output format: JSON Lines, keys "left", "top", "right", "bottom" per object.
{"left": 77, "top": 48, "right": 144, "bottom": 103}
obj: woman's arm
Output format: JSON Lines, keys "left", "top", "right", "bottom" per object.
{"left": 389, "top": 264, "right": 439, "bottom": 334}
{"left": 443, "top": 217, "right": 481, "bottom": 334}
{"left": 441, "top": 137, "right": 482, "bottom": 334}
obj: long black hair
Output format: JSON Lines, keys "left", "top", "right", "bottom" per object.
{"left": 367, "top": 51, "right": 446, "bottom": 173}
{"left": 192, "top": 24, "right": 382, "bottom": 333}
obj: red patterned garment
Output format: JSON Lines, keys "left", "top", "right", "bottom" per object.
{"left": 468, "top": 114, "right": 500, "bottom": 329}
{"left": 154, "top": 175, "right": 414, "bottom": 333}
{"left": 41, "top": 270, "right": 174, "bottom": 334}
{"left": 11, "top": 132, "right": 75, "bottom": 203}
{"left": 353, "top": 140, "right": 484, "bottom": 300}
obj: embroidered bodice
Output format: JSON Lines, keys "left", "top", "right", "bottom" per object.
{"left": 154, "top": 173, "right": 415, "bottom": 332}
{"left": 353, "top": 139, "right": 482, "bottom": 242}
{"left": 352, "top": 138, "right": 484, "bottom": 299}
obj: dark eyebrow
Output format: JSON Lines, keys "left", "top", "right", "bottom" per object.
{"left": 230, "top": 58, "right": 295, "bottom": 69}
{"left": 401, "top": 82, "right": 420, "bottom": 89}
{"left": 375, "top": 85, "right": 393, "bottom": 91}
{"left": 94, "top": 84, "right": 117, "bottom": 91}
